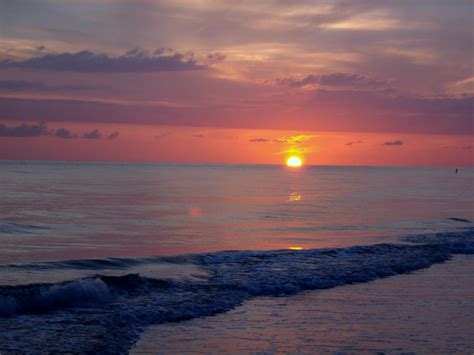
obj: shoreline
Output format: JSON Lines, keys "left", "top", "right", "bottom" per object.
{"left": 132, "top": 254, "right": 474, "bottom": 354}
{"left": 1, "top": 229, "right": 472, "bottom": 353}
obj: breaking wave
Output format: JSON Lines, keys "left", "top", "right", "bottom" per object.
{"left": 0, "top": 228, "right": 473, "bottom": 354}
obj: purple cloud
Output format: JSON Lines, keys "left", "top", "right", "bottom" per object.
{"left": 0, "top": 89, "right": 471, "bottom": 135}
{"left": 54, "top": 128, "right": 76, "bottom": 139}
{"left": 0, "top": 122, "right": 50, "bottom": 137}
{"left": 206, "top": 52, "right": 226, "bottom": 65}
{"left": 319, "top": 73, "right": 388, "bottom": 87}
{"left": 82, "top": 129, "right": 102, "bottom": 139}
{"left": 0, "top": 122, "right": 119, "bottom": 140}
{"left": 0, "top": 49, "right": 214, "bottom": 73}
{"left": 277, "top": 74, "right": 318, "bottom": 88}
{"left": 383, "top": 140, "right": 404, "bottom": 146}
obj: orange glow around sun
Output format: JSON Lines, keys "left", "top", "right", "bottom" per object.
{"left": 286, "top": 156, "right": 303, "bottom": 168}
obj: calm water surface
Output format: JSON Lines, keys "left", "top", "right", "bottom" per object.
{"left": 1, "top": 160, "right": 472, "bottom": 264}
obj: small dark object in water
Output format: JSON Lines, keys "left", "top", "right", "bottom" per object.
{"left": 455, "top": 168, "right": 458, "bottom": 174}
{"left": 448, "top": 217, "right": 471, "bottom": 223}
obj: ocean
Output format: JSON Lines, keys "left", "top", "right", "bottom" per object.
{"left": 0, "top": 160, "right": 473, "bottom": 353}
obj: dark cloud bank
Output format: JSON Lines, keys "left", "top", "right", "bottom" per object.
{"left": 0, "top": 49, "right": 224, "bottom": 73}
{"left": 0, "top": 122, "right": 119, "bottom": 140}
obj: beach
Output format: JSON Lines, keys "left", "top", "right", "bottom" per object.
{"left": 132, "top": 255, "right": 474, "bottom": 354}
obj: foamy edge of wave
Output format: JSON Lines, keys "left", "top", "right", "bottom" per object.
{"left": 0, "top": 228, "right": 473, "bottom": 354}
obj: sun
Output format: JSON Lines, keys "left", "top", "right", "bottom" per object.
{"left": 286, "top": 156, "right": 303, "bottom": 168}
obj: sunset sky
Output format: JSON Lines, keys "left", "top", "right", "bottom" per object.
{"left": 0, "top": 0, "right": 472, "bottom": 166}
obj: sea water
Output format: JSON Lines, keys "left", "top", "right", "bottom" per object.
{"left": 0, "top": 161, "right": 473, "bottom": 353}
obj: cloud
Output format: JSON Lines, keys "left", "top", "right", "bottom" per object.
{"left": 448, "top": 76, "right": 474, "bottom": 96}
{"left": 0, "top": 49, "right": 216, "bottom": 73}
{"left": 249, "top": 137, "right": 270, "bottom": 142}
{"left": 0, "top": 80, "right": 89, "bottom": 92}
{"left": 319, "top": 73, "right": 388, "bottom": 87}
{"left": 273, "top": 134, "right": 315, "bottom": 157}
{"left": 345, "top": 140, "right": 363, "bottom": 146}
{"left": 82, "top": 129, "right": 102, "bottom": 139}
{"left": 277, "top": 73, "right": 389, "bottom": 89}
{"left": 304, "top": 90, "right": 473, "bottom": 134}
{"left": 249, "top": 136, "right": 311, "bottom": 144}
{"left": 107, "top": 131, "right": 120, "bottom": 140}
{"left": 382, "top": 140, "right": 404, "bottom": 146}
{"left": 0, "top": 122, "right": 119, "bottom": 140}
{"left": 206, "top": 52, "right": 226, "bottom": 65}
{"left": 54, "top": 128, "right": 76, "bottom": 139}
{"left": 274, "top": 135, "right": 314, "bottom": 144}
{"left": 277, "top": 74, "right": 319, "bottom": 88}
{"left": 0, "top": 122, "right": 50, "bottom": 137}
{"left": 0, "top": 89, "right": 471, "bottom": 135}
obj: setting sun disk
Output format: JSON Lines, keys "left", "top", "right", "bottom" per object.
{"left": 286, "top": 156, "right": 303, "bottom": 168}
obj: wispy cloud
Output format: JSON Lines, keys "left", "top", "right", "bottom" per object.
{"left": 448, "top": 76, "right": 474, "bottom": 96}
{"left": 345, "top": 140, "right": 363, "bottom": 146}
{"left": 0, "top": 80, "right": 89, "bottom": 92}
{"left": 277, "top": 73, "right": 389, "bottom": 89}
{"left": 277, "top": 74, "right": 318, "bottom": 88}
{"left": 273, "top": 134, "right": 316, "bottom": 157}
{"left": 249, "top": 137, "right": 270, "bottom": 142}
{"left": 274, "top": 135, "right": 314, "bottom": 144}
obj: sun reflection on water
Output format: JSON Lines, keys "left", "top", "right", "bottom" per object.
{"left": 288, "top": 192, "right": 302, "bottom": 202}
{"left": 289, "top": 246, "right": 303, "bottom": 250}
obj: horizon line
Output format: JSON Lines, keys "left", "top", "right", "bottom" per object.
{"left": 0, "top": 159, "right": 471, "bottom": 170}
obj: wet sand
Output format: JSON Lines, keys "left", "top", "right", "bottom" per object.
{"left": 132, "top": 255, "right": 474, "bottom": 354}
